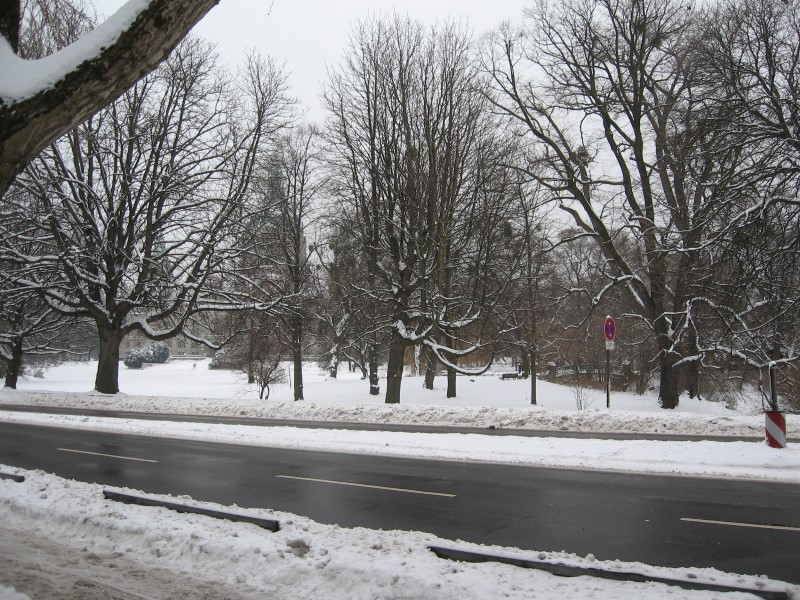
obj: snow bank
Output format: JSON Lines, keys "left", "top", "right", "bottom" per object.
{"left": 4, "top": 359, "right": 796, "bottom": 439}
{"left": 1, "top": 467, "right": 794, "bottom": 599}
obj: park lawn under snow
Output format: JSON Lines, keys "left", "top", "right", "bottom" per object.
{"left": 4, "top": 358, "right": 794, "bottom": 440}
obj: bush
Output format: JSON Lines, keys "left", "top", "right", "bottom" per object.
{"left": 209, "top": 348, "right": 239, "bottom": 370}
{"left": 124, "top": 343, "right": 170, "bottom": 369}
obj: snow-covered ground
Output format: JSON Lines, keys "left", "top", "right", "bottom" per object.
{"left": 1, "top": 360, "right": 798, "bottom": 598}
{"left": 4, "top": 358, "right": 796, "bottom": 440}
{"left": 0, "top": 468, "right": 795, "bottom": 599}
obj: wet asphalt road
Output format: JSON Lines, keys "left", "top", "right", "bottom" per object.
{"left": 1, "top": 420, "right": 799, "bottom": 584}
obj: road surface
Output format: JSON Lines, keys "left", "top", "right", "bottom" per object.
{"left": 1, "top": 421, "right": 798, "bottom": 584}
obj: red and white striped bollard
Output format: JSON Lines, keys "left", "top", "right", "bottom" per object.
{"left": 765, "top": 410, "right": 787, "bottom": 449}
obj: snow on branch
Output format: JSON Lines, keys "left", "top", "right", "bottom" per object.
{"left": 0, "top": 0, "right": 150, "bottom": 105}
{"left": 422, "top": 339, "right": 493, "bottom": 376}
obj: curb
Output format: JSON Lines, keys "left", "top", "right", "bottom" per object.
{"left": 428, "top": 546, "right": 789, "bottom": 600}
{"left": 103, "top": 489, "right": 280, "bottom": 532}
{"left": 0, "top": 471, "right": 25, "bottom": 483}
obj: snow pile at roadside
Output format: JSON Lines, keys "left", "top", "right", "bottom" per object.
{"left": 3, "top": 411, "right": 800, "bottom": 482}
{"left": 1, "top": 467, "right": 794, "bottom": 599}
{"left": 4, "top": 358, "right": 796, "bottom": 438}
{"left": 2, "top": 386, "right": 795, "bottom": 439}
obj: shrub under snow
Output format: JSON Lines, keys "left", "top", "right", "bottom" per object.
{"left": 123, "top": 343, "right": 170, "bottom": 369}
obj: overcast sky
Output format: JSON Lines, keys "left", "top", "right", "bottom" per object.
{"left": 94, "top": 0, "right": 526, "bottom": 122}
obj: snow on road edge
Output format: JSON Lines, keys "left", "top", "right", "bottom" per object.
{"left": 0, "top": 467, "right": 795, "bottom": 599}
{"left": 2, "top": 388, "right": 796, "bottom": 438}
{"left": 3, "top": 410, "right": 800, "bottom": 483}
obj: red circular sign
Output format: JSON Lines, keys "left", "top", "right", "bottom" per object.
{"left": 604, "top": 317, "right": 616, "bottom": 341}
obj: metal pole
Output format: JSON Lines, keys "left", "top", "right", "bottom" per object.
{"left": 606, "top": 349, "right": 610, "bottom": 408}
{"left": 769, "top": 362, "right": 779, "bottom": 412}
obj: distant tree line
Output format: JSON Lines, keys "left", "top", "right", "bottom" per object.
{"left": 1, "top": 0, "right": 799, "bottom": 412}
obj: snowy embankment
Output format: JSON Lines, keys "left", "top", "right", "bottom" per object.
{"left": 3, "top": 358, "right": 797, "bottom": 439}
{"left": 0, "top": 468, "right": 795, "bottom": 599}
{"left": 3, "top": 359, "right": 800, "bottom": 482}
{"left": 3, "top": 410, "right": 800, "bottom": 482}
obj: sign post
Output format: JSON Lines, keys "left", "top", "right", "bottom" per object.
{"left": 604, "top": 316, "right": 616, "bottom": 409}
{"left": 766, "top": 362, "right": 787, "bottom": 448}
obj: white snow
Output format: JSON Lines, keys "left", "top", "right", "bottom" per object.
{"left": 0, "top": 0, "right": 151, "bottom": 104}
{"left": 2, "top": 359, "right": 799, "bottom": 597}
{"left": 0, "top": 586, "right": 27, "bottom": 600}
{"left": 0, "top": 468, "right": 795, "bottom": 599}
{"left": 3, "top": 358, "right": 796, "bottom": 439}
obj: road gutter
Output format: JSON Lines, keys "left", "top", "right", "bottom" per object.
{"left": 428, "top": 545, "right": 790, "bottom": 600}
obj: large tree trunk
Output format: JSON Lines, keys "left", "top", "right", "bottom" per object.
{"left": 423, "top": 345, "right": 437, "bottom": 390}
{"left": 446, "top": 366, "right": 456, "bottom": 398}
{"left": 530, "top": 349, "right": 537, "bottom": 406}
{"left": 247, "top": 330, "right": 255, "bottom": 384}
{"left": 3, "top": 335, "right": 23, "bottom": 389}
{"left": 521, "top": 352, "right": 531, "bottom": 378}
{"left": 95, "top": 325, "right": 124, "bottom": 394}
{"left": 685, "top": 328, "right": 700, "bottom": 399}
{"left": 0, "top": 0, "right": 221, "bottom": 200}
{"left": 384, "top": 333, "right": 406, "bottom": 404}
{"left": 658, "top": 356, "right": 680, "bottom": 409}
{"left": 328, "top": 342, "right": 339, "bottom": 378}
{"left": 368, "top": 343, "right": 380, "bottom": 395}
{"left": 657, "top": 338, "right": 681, "bottom": 409}
{"left": 292, "top": 318, "right": 304, "bottom": 400}
{"left": 654, "top": 313, "right": 680, "bottom": 409}
{"left": 293, "top": 349, "right": 304, "bottom": 401}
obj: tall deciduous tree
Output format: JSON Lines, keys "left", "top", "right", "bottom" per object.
{"left": 696, "top": 0, "right": 800, "bottom": 380}
{"left": 485, "top": 0, "right": 748, "bottom": 408}
{"left": 252, "top": 126, "right": 322, "bottom": 401}
{"left": 0, "top": 0, "right": 92, "bottom": 388}
{"left": 3, "top": 40, "right": 293, "bottom": 393}
{"left": 325, "top": 16, "right": 505, "bottom": 404}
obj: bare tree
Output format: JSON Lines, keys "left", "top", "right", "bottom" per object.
{"left": 484, "top": 0, "right": 751, "bottom": 408}
{"left": 0, "top": 0, "right": 91, "bottom": 388}
{"left": 2, "top": 40, "right": 294, "bottom": 393}
{"left": 237, "top": 314, "right": 285, "bottom": 400}
{"left": 0, "top": 284, "right": 73, "bottom": 388}
{"left": 313, "top": 225, "right": 387, "bottom": 383}
{"left": 703, "top": 0, "right": 800, "bottom": 185}
{"left": 268, "top": 127, "right": 323, "bottom": 400}
{"left": 501, "top": 176, "right": 556, "bottom": 405}
{"left": 324, "top": 16, "right": 506, "bottom": 403}
{"left": 696, "top": 0, "right": 800, "bottom": 387}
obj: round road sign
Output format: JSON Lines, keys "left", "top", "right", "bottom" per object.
{"left": 604, "top": 317, "right": 616, "bottom": 341}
